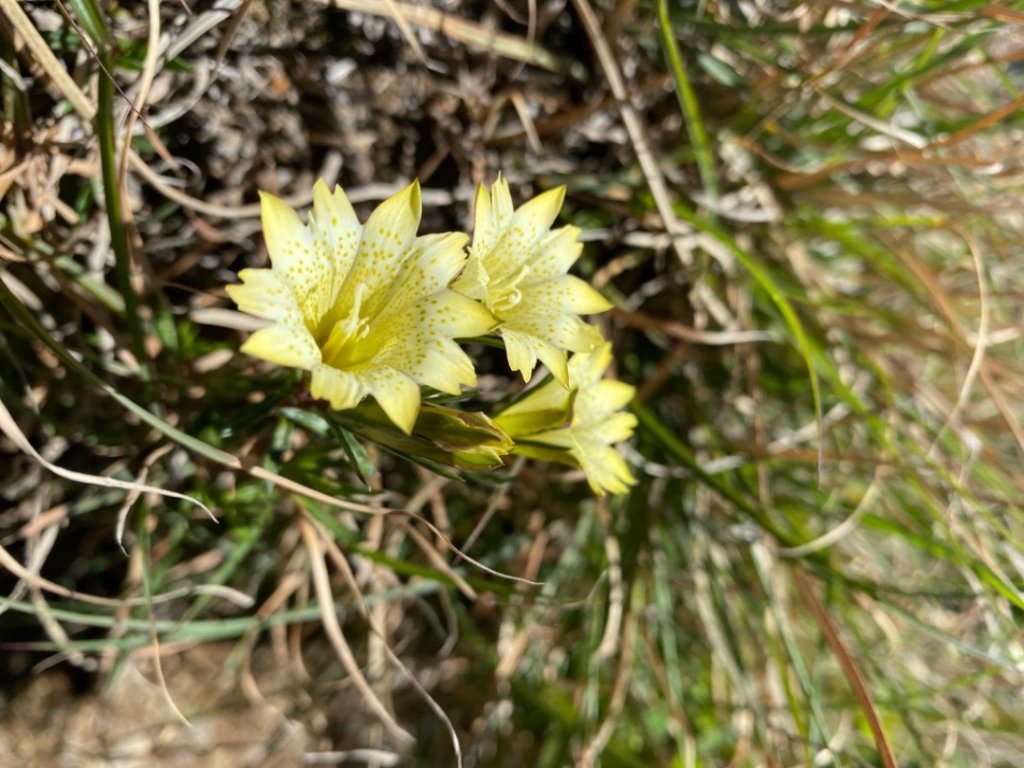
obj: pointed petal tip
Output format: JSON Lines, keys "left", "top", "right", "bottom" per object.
{"left": 257, "top": 189, "right": 290, "bottom": 211}
{"left": 490, "top": 175, "right": 513, "bottom": 208}
{"left": 384, "top": 180, "right": 422, "bottom": 224}
{"left": 405, "top": 179, "right": 422, "bottom": 213}
{"left": 544, "top": 352, "right": 571, "bottom": 388}
{"left": 588, "top": 291, "right": 614, "bottom": 314}
{"left": 384, "top": 399, "right": 419, "bottom": 435}
{"left": 365, "top": 369, "right": 421, "bottom": 434}
{"left": 259, "top": 189, "right": 302, "bottom": 225}
{"left": 537, "top": 184, "right": 567, "bottom": 211}
{"left": 515, "top": 185, "right": 567, "bottom": 233}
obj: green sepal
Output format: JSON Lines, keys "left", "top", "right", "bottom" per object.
{"left": 415, "top": 403, "right": 515, "bottom": 469}
{"left": 330, "top": 401, "right": 513, "bottom": 471}
{"left": 509, "top": 440, "right": 579, "bottom": 468}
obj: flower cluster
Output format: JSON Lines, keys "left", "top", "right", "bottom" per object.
{"left": 228, "top": 177, "right": 636, "bottom": 495}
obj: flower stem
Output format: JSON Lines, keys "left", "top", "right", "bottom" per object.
{"left": 71, "top": 0, "right": 150, "bottom": 383}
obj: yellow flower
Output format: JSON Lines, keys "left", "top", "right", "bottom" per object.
{"left": 227, "top": 180, "right": 496, "bottom": 434}
{"left": 496, "top": 342, "right": 637, "bottom": 495}
{"left": 453, "top": 177, "right": 612, "bottom": 385}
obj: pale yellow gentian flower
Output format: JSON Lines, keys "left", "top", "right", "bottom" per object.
{"left": 496, "top": 342, "right": 637, "bottom": 495}
{"left": 227, "top": 180, "right": 496, "bottom": 434}
{"left": 453, "top": 177, "right": 612, "bottom": 385}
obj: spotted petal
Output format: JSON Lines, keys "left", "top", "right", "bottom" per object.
{"left": 357, "top": 366, "right": 422, "bottom": 435}
{"left": 366, "top": 291, "right": 495, "bottom": 393}
{"left": 241, "top": 323, "right": 319, "bottom": 369}
{"left": 376, "top": 232, "right": 471, "bottom": 314}
{"left": 522, "top": 275, "right": 612, "bottom": 316}
{"left": 260, "top": 191, "right": 317, "bottom": 299}
{"left": 336, "top": 182, "right": 421, "bottom": 322}
{"left": 500, "top": 310, "right": 605, "bottom": 385}
{"left": 528, "top": 226, "right": 585, "bottom": 282}
{"left": 305, "top": 180, "right": 362, "bottom": 335}
{"left": 310, "top": 362, "right": 366, "bottom": 410}
{"left": 470, "top": 176, "right": 515, "bottom": 265}
{"left": 485, "top": 186, "right": 566, "bottom": 282}
{"left": 226, "top": 268, "right": 301, "bottom": 324}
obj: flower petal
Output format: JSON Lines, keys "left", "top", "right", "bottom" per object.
{"left": 572, "top": 439, "right": 636, "bottom": 496}
{"left": 486, "top": 186, "right": 566, "bottom": 280}
{"left": 357, "top": 366, "right": 422, "bottom": 434}
{"left": 520, "top": 275, "right": 612, "bottom": 316}
{"left": 500, "top": 308, "right": 604, "bottom": 383}
{"left": 368, "top": 290, "right": 496, "bottom": 344}
{"left": 241, "top": 323, "right": 319, "bottom": 369}
{"left": 494, "top": 376, "right": 573, "bottom": 437}
{"left": 471, "top": 177, "right": 515, "bottom": 263}
{"left": 259, "top": 191, "right": 317, "bottom": 299}
{"left": 433, "top": 289, "right": 498, "bottom": 338}
{"left": 510, "top": 186, "right": 565, "bottom": 239}
{"left": 310, "top": 179, "right": 360, "bottom": 253}
{"left": 376, "top": 232, "right": 469, "bottom": 314}
{"left": 451, "top": 252, "right": 490, "bottom": 303}
{"left": 602, "top": 411, "right": 639, "bottom": 443}
{"left": 528, "top": 226, "right": 584, "bottom": 281}
{"left": 496, "top": 377, "right": 569, "bottom": 422}
{"left": 501, "top": 328, "right": 567, "bottom": 384}
{"left": 337, "top": 182, "right": 421, "bottom": 320}
{"left": 568, "top": 341, "right": 613, "bottom": 384}
{"left": 361, "top": 291, "right": 495, "bottom": 393}
{"left": 386, "top": 336, "right": 477, "bottom": 394}
{"left": 310, "top": 363, "right": 366, "bottom": 410}
{"left": 496, "top": 340, "right": 637, "bottom": 495}
{"left": 524, "top": 427, "right": 635, "bottom": 495}
{"left": 535, "top": 343, "right": 571, "bottom": 388}
{"left": 306, "top": 180, "right": 362, "bottom": 329}
{"left": 576, "top": 380, "right": 636, "bottom": 425}
{"left": 226, "top": 268, "right": 301, "bottom": 323}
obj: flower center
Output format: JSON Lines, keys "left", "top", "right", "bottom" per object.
{"left": 319, "top": 283, "right": 372, "bottom": 368}
{"left": 489, "top": 264, "right": 531, "bottom": 316}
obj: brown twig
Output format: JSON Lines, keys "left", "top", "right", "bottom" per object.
{"left": 793, "top": 568, "right": 899, "bottom": 768}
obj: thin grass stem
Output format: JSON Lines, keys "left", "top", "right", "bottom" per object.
{"left": 69, "top": 0, "right": 150, "bottom": 383}
{"left": 656, "top": 0, "right": 719, "bottom": 206}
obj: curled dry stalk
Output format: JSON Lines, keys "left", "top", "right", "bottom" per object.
{"left": 298, "top": 514, "right": 416, "bottom": 749}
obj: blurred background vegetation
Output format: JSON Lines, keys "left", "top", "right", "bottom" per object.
{"left": 2, "top": 0, "right": 1023, "bottom": 765}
